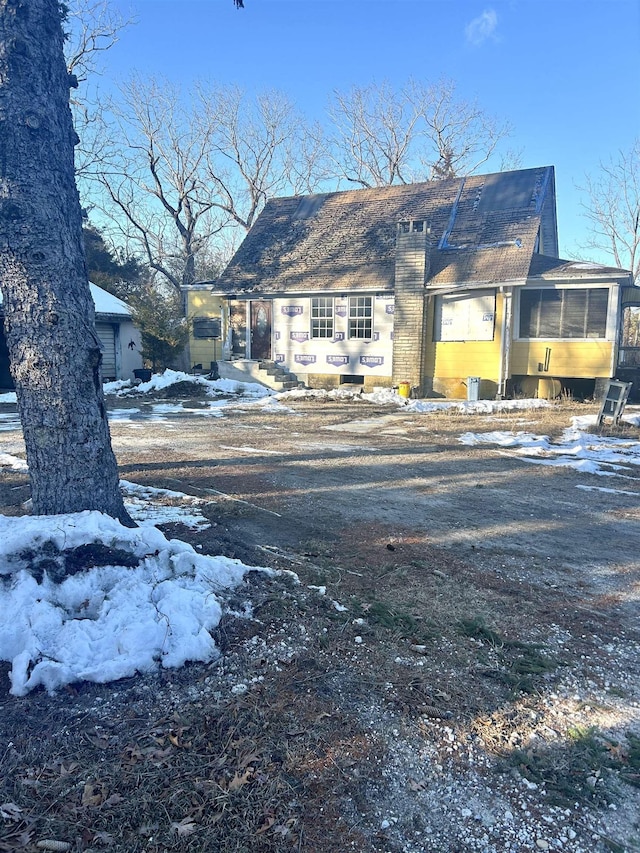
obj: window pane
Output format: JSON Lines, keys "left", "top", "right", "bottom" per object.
{"left": 537, "top": 290, "right": 561, "bottom": 337}
{"left": 311, "top": 297, "right": 334, "bottom": 338}
{"left": 520, "top": 288, "right": 608, "bottom": 339}
{"left": 561, "top": 290, "right": 586, "bottom": 337}
{"left": 348, "top": 296, "right": 372, "bottom": 338}
{"left": 519, "top": 291, "right": 538, "bottom": 338}
{"left": 586, "top": 289, "right": 608, "bottom": 338}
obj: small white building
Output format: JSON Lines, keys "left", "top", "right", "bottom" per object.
{"left": 89, "top": 284, "right": 143, "bottom": 381}
{"left": 0, "top": 283, "right": 142, "bottom": 388}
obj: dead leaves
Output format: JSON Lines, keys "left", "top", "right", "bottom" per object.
{"left": 1, "top": 703, "right": 302, "bottom": 852}
{"left": 224, "top": 767, "right": 254, "bottom": 792}
{"left": 81, "top": 781, "right": 107, "bottom": 808}
{"left": 167, "top": 723, "right": 192, "bottom": 749}
{"left": 170, "top": 817, "right": 198, "bottom": 837}
{"left": 0, "top": 803, "right": 23, "bottom": 821}
{"left": 256, "top": 814, "right": 299, "bottom": 839}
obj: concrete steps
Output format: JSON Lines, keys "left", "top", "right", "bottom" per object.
{"left": 218, "top": 359, "right": 305, "bottom": 391}
{"left": 258, "top": 360, "right": 305, "bottom": 391}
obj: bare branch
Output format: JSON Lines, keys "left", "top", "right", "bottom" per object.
{"left": 577, "top": 139, "right": 640, "bottom": 281}
{"left": 326, "top": 78, "right": 513, "bottom": 186}
{"left": 64, "top": 0, "right": 133, "bottom": 84}
{"left": 94, "top": 76, "right": 228, "bottom": 293}
{"left": 327, "top": 82, "right": 420, "bottom": 187}
{"left": 198, "top": 84, "right": 326, "bottom": 230}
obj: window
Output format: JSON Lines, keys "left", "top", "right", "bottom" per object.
{"left": 311, "top": 297, "right": 334, "bottom": 338}
{"left": 620, "top": 305, "right": 640, "bottom": 366}
{"left": 193, "top": 317, "right": 221, "bottom": 339}
{"left": 519, "top": 288, "right": 608, "bottom": 339}
{"left": 348, "top": 296, "right": 372, "bottom": 339}
{"left": 433, "top": 290, "right": 496, "bottom": 342}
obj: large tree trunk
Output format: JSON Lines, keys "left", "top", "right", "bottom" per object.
{"left": 0, "top": 0, "right": 132, "bottom": 525}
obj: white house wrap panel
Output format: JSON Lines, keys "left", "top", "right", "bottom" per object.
{"left": 271, "top": 294, "right": 395, "bottom": 377}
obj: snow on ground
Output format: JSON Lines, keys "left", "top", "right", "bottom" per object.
{"left": 279, "top": 384, "right": 554, "bottom": 414}
{"left": 2, "top": 372, "right": 639, "bottom": 696}
{"left": 0, "top": 502, "right": 270, "bottom": 697}
{"left": 460, "top": 412, "right": 640, "bottom": 478}
{"left": 0, "top": 452, "right": 28, "bottom": 472}
{"left": 0, "top": 452, "right": 271, "bottom": 696}
{"left": 105, "top": 369, "right": 272, "bottom": 399}
{"left": 120, "top": 480, "right": 213, "bottom": 529}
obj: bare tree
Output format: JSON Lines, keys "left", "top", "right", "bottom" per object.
{"left": 0, "top": 0, "right": 131, "bottom": 524}
{"left": 198, "top": 85, "right": 327, "bottom": 231}
{"left": 327, "top": 78, "right": 512, "bottom": 187}
{"left": 97, "top": 76, "right": 228, "bottom": 294}
{"left": 65, "top": 0, "right": 131, "bottom": 85}
{"left": 579, "top": 139, "right": 640, "bottom": 281}
{"left": 95, "top": 79, "right": 325, "bottom": 283}
{"left": 63, "top": 0, "right": 134, "bottom": 179}
{"left": 415, "top": 79, "right": 512, "bottom": 180}
{"left": 326, "top": 82, "right": 420, "bottom": 187}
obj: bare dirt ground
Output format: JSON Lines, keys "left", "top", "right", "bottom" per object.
{"left": 1, "top": 393, "right": 640, "bottom": 853}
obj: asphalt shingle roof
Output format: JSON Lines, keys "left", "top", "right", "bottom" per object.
{"left": 527, "top": 254, "right": 632, "bottom": 279}
{"left": 218, "top": 166, "right": 557, "bottom": 295}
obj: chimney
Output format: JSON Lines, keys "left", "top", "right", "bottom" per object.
{"left": 392, "top": 220, "right": 430, "bottom": 394}
{"left": 395, "top": 220, "right": 431, "bottom": 288}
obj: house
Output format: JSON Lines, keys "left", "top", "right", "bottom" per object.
{"left": 0, "top": 283, "right": 142, "bottom": 389}
{"left": 185, "top": 166, "right": 638, "bottom": 399}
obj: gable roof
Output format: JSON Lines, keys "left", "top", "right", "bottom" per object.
{"left": 218, "top": 166, "right": 558, "bottom": 295}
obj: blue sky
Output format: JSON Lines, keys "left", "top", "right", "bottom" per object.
{"left": 102, "top": 0, "right": 639, "bottom": 265}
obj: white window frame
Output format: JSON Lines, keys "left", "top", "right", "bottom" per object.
{"left": 348, "top": 296, "right": 373, "bottom": 339}
{"left": 311, "top": 297, "right": 334, "bottom": 339}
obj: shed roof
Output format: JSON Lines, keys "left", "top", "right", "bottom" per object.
{"left": 0, "top": 283, "right": 132, "bottom": 318}
{"left": 526, "top": 255, "right": 633, "bottom": 281}
{"left": 89, "top": 283, "right": 132, "bottom": 317}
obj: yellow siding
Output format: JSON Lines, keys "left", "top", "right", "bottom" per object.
{"left": 424, "top": 291, "right": 503, "bottom": 398}
{"left": 186, "top": 291, "right": 223, "bottom": 367}
{"left": 510, "top": 340, "right": 613, "bottom": 378}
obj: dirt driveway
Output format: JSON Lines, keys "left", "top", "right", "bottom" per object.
{"left": 1, "top": 394, "right": 640, "bottom": 853}
{"left": 109, "top": 398, "right": 640, "bottom": 613}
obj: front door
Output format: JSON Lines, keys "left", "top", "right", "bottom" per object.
{"left": 250, "top": 301, "right": 272, "bottom": 360}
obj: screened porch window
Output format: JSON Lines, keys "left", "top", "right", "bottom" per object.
{"left": 519, "top": 288, "right": 608, "bottom": 338}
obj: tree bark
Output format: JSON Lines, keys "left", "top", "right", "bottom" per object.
{"left": 0, "top": 0, "right": 133, "bottom": 525}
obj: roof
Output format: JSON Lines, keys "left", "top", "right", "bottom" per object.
{"left": 0, "top": 283, "right": 132, "bottom": 318}
{"left": 89, "top": 283, "right": 132, "bottom": 317}
{"left": 527, "top": 254, "right": 633, "bottom": 281}
{"left": 218, "top": 166, "right": 558, "bottom": 295}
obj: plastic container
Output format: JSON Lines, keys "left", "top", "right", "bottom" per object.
{"left": 466, "top": 376, "right": 480, "bottom": 402}
{"left": 398, "top": 382, "right": 411, "bottom": 399}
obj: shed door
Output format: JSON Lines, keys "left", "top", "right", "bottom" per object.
{"left": 250, "top": 301, "right": 272, "bottom": 360}
{"left": 96, "top": 322, "right": 117, "bottom": 380}
{"left": 0, "top": 321, "right": 14, "bottom": 389}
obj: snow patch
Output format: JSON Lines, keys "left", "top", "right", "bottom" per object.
{"left": 0, "top": 512, "right": 269, "bottom": 696}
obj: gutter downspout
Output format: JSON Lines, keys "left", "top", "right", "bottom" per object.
{"left": 498, "top": 286, "right": 514, "bottom": 398}
{"left": 610, "top": 282, "right": 623, "bottom": 378}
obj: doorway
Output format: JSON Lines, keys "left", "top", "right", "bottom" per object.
{"left": 250, "top": 301, "right": 272, "bottom": 360}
